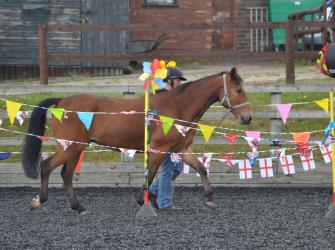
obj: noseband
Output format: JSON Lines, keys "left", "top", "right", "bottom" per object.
{"left": 220, "top": 74, "right": 249, "bottom": 118}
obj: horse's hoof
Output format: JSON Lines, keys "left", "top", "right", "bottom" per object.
{"left": 79, "top": 209, "right": 88, "bottom": 216}
{"left": 74, "top": 174, "right": 80, "bottom": 182}
{"left": 31, "top": 195, "right": 41, "bottom": 210}
{"left": 205, "top": 201, "right": 217, "bottom": 209}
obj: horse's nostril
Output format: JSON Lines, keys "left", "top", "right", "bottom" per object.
{"left": 241, "top": 115, "right": 252, "bottom": 124}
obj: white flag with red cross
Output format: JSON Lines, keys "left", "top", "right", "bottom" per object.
{"left": 320, "top": 144, "right": 332, "bottom": 164}
{"left": 300, "top": 152, "right": 316, "bottom": 171}
{"left": 170, "top": 153, "right": 182, "bottom": 163}
{"left": 238, "top": 159, "right": 252, "bottom": 179}
{"left": 183, "top": 162, "right": 190, "bottom": 174}
{"left": 174, "top": 124, "right": 190, "bottom": 137}
{"left": 218, "top": 152, "right": 237, "bottom": 167}
{"left": 280, "top": 155, "right": 295, "bottom": 175}
{"left": 258, "top": 158, "right": 273, "bottom": 178}
{"left": 56, "top": 139, "right": 73, "bottom": 151}
{"left": 16, "top": 111, "right": 29, "bottom": 126}
{"left": 120, "top": 148, "right": 137, "bottom": 160}
{"left": 196, "top": 153, "right": 212, "bottom": 177}
{"left": 41, "top": 152, "right": 49, "bottom": 160}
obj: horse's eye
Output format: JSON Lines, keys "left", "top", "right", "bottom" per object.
{"left": 237, "top": 88, "right": 242, "bottom": 93}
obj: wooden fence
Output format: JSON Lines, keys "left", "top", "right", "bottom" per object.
{"left": 38, "top": 18, "right": 335, "bottom": 85}
{"left": 0, "top": 84, "right": 334, "bottom": 187}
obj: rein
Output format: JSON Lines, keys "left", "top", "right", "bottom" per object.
{"left": 220, "top": 74, "right": 249, "bottom": 118}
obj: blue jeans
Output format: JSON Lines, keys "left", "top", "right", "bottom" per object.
{"left": 149, "top": 154, "right": 183, "bottom": 209}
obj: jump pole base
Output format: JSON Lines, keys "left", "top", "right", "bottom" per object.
{"left": 326, "top": 195, "right": 335, "bottom": 220}
{"left": 135, "top": 201, "right": 158, "bottom": 218}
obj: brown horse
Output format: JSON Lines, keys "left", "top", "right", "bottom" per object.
{"left": 22, "top": 67, "right": 252, "bottom": 214}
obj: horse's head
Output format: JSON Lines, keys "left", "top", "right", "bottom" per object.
{"left": 218, "top": 67, "right": 252, "bottom": 124}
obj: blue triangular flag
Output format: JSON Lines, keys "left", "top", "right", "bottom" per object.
{"left": 325, "top": 121, "right": 335, "bottom": 135}
{"left": 0, "top": 152, "right": 11, "bottom": 160}
{"left": 77, "top": 112, "right": 94, "bottom": 130}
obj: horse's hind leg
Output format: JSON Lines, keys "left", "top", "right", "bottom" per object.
{"left": 61, "top": 152, "right": 87, "bottom": 215}
{"left": 181, "top": 147, "right": 217, "bottom": 208}
{"left": 31, "top": 153, "right": 64, "bottom": 209}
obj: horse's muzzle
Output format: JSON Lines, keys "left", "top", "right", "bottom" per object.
{"left": 240, "top": 115, "right": 252, "bottom": 125}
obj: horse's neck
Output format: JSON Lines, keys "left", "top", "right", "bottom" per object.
{"left": 176, "top": 76, "right": 221, "bottom": 123}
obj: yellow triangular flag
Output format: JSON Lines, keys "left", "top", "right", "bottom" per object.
{"left": 159, "top": 115, "right": 175, "bottom": 135}
{"left": 199, "top": 124, "right": 214, "bottom": 143}
{"left": 314, "top": 98, "right": 329, "bottom": 114}
{"left": 49, "top": 108, "right": 65, "bottom": 123}
{"left": 5, "top": 100, "right": 22, "bottom": 125}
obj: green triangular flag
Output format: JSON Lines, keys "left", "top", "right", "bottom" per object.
{"left": 49, "top": 108, "right": 65, "bottom": 123}
{"left": 159, "top": 115, "right": 175, "bottom": 135}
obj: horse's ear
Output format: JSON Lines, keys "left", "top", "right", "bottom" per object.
{"left": 230, "top": 67, "right": 237, "bottom": 78}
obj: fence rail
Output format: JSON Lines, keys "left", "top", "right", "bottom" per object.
{"left": 38, "top": 18, "right": 335, "bottom": 85}
{"left": 0, "top": 163, "right": 332, "bottom": 188}
{"left": 0, "top": 84, "right": 331, "bottom": 186}
{"left": 1, "top": 84, "right": 335, "bottom": 95}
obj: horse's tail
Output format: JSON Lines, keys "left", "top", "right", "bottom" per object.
{"left": 22, "top": 98, "right": 61, "bottom": 179}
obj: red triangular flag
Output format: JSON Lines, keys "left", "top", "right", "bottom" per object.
{"left": 36, "top": 135, "right": 49, "bottom": 142}
{"left": 292, "top": 132, "right": 311, "bottom": 157}
{"left": 223, "top": 133, "right": 238, "bottom": 145}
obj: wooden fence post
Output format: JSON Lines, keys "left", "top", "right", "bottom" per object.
{"left": 38, "top": 23, "right": 48, "bottom": 85}
{"left": 285, "top": 20, "right": 295, "bottom": 84}
{"left": 270, "top": 92, "right": 282, "bottom": 175}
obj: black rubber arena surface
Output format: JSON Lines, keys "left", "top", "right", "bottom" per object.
{"left": 1, "top": 187, "right": 335, "bottom": 249}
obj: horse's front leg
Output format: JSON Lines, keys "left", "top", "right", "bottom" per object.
{"left": 148, "top": 152, "right": 166, "bottom": 186}
{"left": 136, "top": 151, "right": 166, "bottom": 206}
{"left": 181, "top": 146, "right": 217, "bottom": 208}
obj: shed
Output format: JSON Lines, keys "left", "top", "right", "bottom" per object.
{"left": 0, "top": 0, "right": 129, "bottom": 79}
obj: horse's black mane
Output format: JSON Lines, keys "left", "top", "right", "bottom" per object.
{"left": 156, "top": 70, "right": 243, "bottom": 94}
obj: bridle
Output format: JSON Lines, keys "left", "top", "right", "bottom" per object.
{"left": 220, "top": 73, "right": 249, "bottom": 118}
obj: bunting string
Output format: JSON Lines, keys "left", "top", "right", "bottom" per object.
{"left": 0, "top": 97, "right": 326, "bottom": 136}
{"left": 0, "top": 97, "right": 144, "bottom": 115}
{"left": 0, "top": 125, "right": 324, "bottom": 156}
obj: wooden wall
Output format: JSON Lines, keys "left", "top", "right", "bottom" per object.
{"left": 0, "top": 0, "right": 81, "bottom": 66}
{"left": 129, "top": 0, "right": 213, "bottom": 52}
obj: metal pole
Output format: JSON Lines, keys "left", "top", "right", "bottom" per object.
{"left": 255, "top": 8, "right": 258, "bottom": 52}
{"left": 136, "top": 78, "right": 157, "bottom": 217}
{"left": 143, "top": 86, "right": 150, "bottom": 206}
{"left": 330, "top": 91, "right": 335, "bottom": 205}
{"left": 38, "top": 23, "right": 48, "bottom": 85}
{"left": 250, "top": 8, "right": 253, "bottom": 52}
{"left": 326, "top": 91, "right": 335, "bottom": 219}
